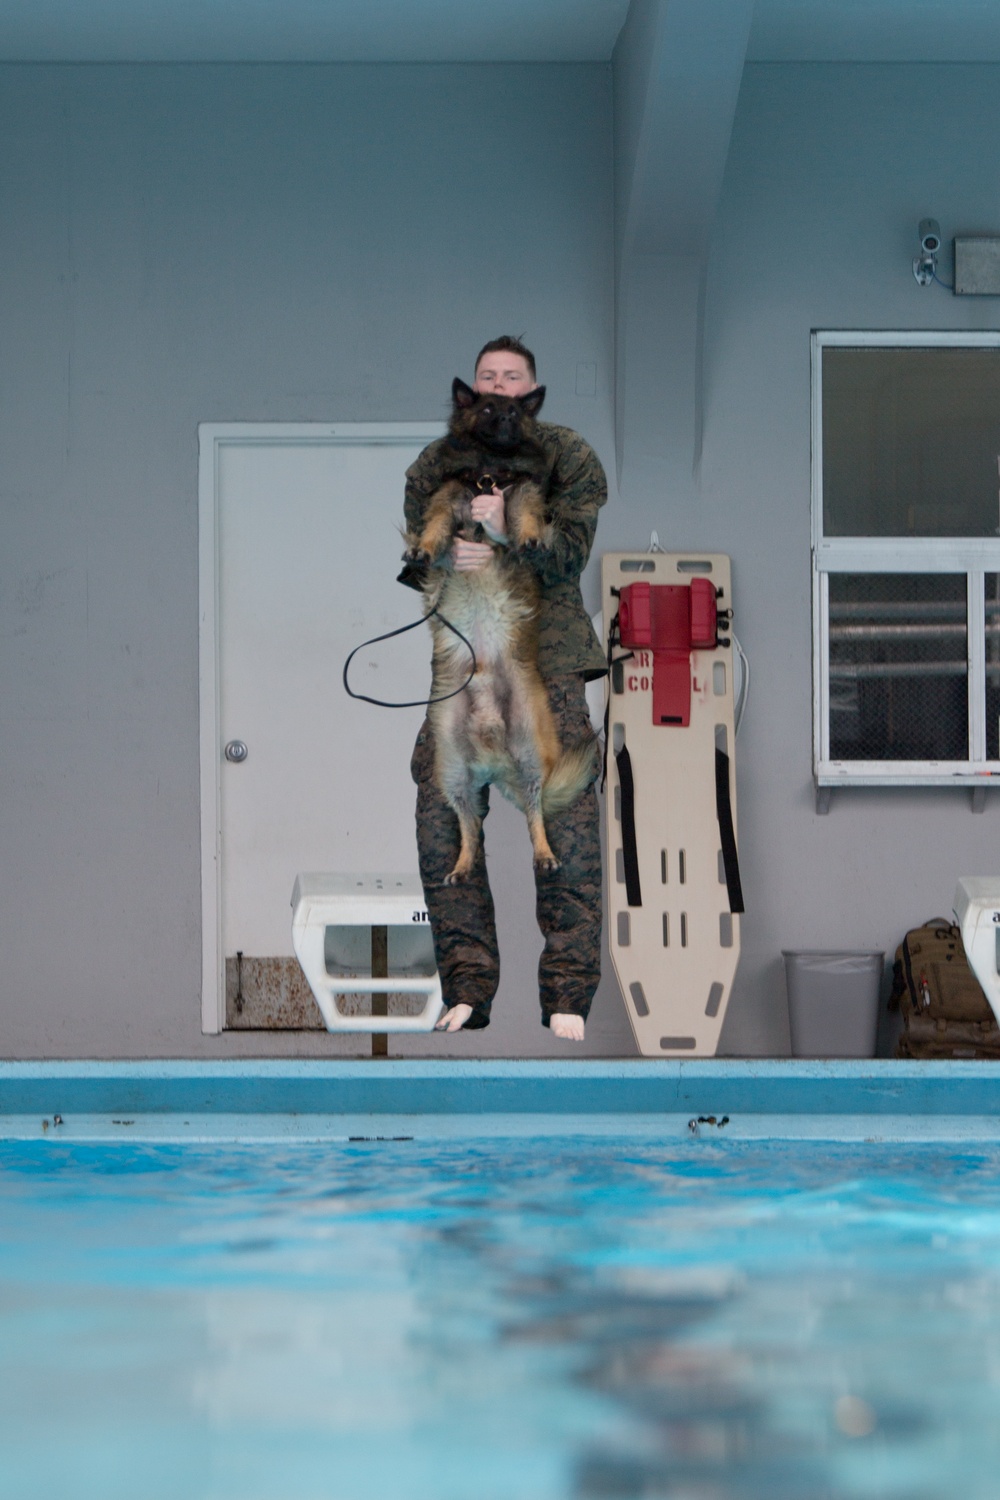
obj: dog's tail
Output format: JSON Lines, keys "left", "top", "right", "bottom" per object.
{"left": 542, "top": 737, "right": 598, "bottom": 815}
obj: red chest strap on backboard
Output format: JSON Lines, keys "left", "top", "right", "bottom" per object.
{"left": 617, "top": 578, "right": 720, "bottom": 727}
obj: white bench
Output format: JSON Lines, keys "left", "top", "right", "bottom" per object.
{"left": 291, "top": 873, "right": 443, "bottom": 1032}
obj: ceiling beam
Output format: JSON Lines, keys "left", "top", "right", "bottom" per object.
{"left": 613, "top": 0, "right": 754, "bottom": 499}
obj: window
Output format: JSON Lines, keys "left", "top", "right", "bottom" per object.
{"left": 812, "top": 333, "right": 1000, "bottom": 802}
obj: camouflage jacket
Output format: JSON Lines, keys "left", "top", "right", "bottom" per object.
{"left": 403, "top": 421, "right": 608, "bottom": 680}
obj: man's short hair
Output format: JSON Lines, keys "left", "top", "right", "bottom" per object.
{"left": 474, "top": 335, "right": 536, "bottom": 382}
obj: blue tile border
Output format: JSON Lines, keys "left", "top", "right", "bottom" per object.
{"left": 1, "top": 1059, "right": 998, "bottom": 1122}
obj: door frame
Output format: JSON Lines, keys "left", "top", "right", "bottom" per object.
{"left": 197, "top": 422, "right": 441, "bottom": 1034}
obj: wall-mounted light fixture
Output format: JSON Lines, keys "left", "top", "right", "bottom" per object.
{"left": 912, "top": 218, "right": 941, "bottom": 286}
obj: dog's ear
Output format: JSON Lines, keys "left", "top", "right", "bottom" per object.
{"left": 519, "top": 385, "right": 546, "bottom": 418}
{"left": 452, "top": 378, "right": 477, "bottom": 409}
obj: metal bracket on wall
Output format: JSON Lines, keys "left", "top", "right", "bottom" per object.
{"left": 817, "top": 783, "right": 991, "bottom": 814}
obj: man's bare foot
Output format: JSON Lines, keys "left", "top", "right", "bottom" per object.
{"left": 435, "top": 1003, "right": 474, "bottom": 1032}
{"left": 549, "top": 1013, "right": 585, "bottom": 1041}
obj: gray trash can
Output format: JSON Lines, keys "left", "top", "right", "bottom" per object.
{"left": 782, "top": 950, "right": 885, "bottom": 1058}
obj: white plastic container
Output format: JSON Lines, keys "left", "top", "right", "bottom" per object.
{"left": 954, "top": 878, "right": 1000, "bottom": 1025}
{"left": 782, "top": 950, "right": 884, "bottom": 1058}
{"left": 291, "top": 873, "right": 443, "bottom": 1032}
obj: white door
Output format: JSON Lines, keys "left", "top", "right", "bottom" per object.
{"left": 199, "top": 424, "right": 442, "bottom": 1032}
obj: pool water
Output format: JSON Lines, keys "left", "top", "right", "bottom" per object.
{"left": 2, "top": 1137, "right": 999, "bottom": 1500}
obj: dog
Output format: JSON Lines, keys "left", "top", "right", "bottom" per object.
{"left": 405, "top": 378, "right": 596, "bottom": 886}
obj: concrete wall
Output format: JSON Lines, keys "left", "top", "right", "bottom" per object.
{"left": 0, "top": 63, "right": 620, "bottom": 1058}
{"left": 4, "top": 60, "right": 1000, "bottom": 1060}
{"left": 701, "top": 64, "right": 1000, "bottom": 1052}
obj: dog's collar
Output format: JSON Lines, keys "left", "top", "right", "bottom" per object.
{"left": 453, "top": 467, "right": 520, "bottom": 494}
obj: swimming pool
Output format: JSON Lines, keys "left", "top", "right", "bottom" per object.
{"left": 2, "top": 1062, "right": 999, "bottom": 1499}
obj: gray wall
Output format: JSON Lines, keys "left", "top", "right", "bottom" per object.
{"left": 3, "top": 60, "right": 1000, "bottom": 1059}
{"left": 699, "top": 63, "right": 1000, "bottom": 1052}
{"left": 0, "top": 63, "right": 619, "bottom": 1058}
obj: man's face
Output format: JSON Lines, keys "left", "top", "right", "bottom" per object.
{"left": 473, "top": 351, "right": 537, "bottom": 396}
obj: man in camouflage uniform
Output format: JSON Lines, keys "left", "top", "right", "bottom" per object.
{"left": 404, "top": 336, "right": 607, "bottom": 1041}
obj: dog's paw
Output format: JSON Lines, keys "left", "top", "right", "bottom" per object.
{"left": 443, "top": 866, "right": 471, "bottom": 886}
{"left": 403, "top": 545, "right": 431, "bottom": 566}
{"left": 533, "top": 854, "right": 561, "bottom": 875}
{"left": 516, "top": 534, "right": 543, "bottom": 554}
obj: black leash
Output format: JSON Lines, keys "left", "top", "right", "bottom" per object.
{"left": 361, "top": 470, "right": 512, "bottom": 705}
{"left": 342, "top": 605, "right": 477, "bottom": 709}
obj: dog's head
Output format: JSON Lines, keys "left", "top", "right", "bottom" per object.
{"left": 449, "top": 377, "right": 546, "bottom": 455}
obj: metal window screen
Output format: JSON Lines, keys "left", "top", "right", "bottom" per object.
{"left": 989, "top": 574, "right": 1000, "bottom": 761}
{"left": 822, "top": 347, "right": 1000, "bottom": 538}
{"left": 828, "top": 574, "right": 968, "bottom": 761}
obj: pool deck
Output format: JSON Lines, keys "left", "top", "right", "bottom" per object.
{"left": 1, "top": 1059, "right": 999, "bottom": 1141}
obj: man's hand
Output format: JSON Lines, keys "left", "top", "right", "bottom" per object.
{"left": 452, "top": 537, "right": 494, "bottom": 571}
{"left": 452, "top": 489, "right": 506, "bottom": 572}
{"left": 471, "top": 489, "right": 506, "bottom": 541}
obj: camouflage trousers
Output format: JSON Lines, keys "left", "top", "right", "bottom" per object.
{"left": 410, "top": 674, "right": 603, "bottom": 1029}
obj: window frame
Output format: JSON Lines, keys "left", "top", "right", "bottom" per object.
{"left": 811, "top": 330, "right": 1000, "bottom": 791}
